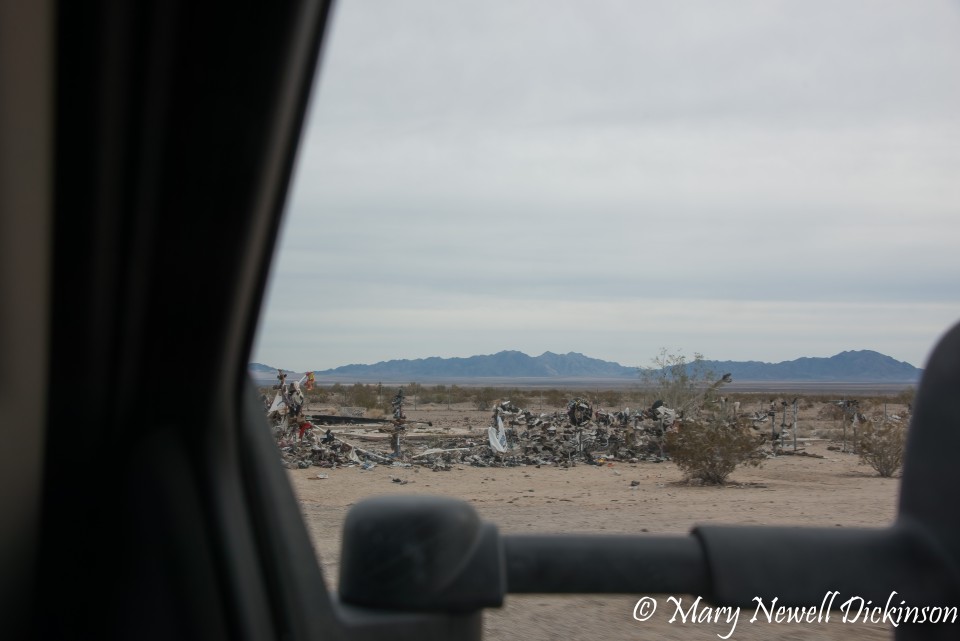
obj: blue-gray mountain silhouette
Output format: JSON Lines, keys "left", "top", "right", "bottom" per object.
{"left": 317, "top": 351, "right": 635, "bottom": 378}
{"left": 252, "top": 349, "right": 921, "bottom": 382}
{"left": 696, "top": 350, "right": 920, "bottom": 382}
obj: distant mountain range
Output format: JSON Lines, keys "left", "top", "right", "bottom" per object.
{"left": 250, "top": 349, "right": 922, "bottom": 383}
{"left": 696, "top": 350, "right": 921, "bottom": 382}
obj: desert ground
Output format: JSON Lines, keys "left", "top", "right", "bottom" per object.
{"left": 285, "top": 398, "right": 910, "bottom": 641}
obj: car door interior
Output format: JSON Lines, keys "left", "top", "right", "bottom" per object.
{"left": 4, "top": 2, "right": 958, "bottom": 640}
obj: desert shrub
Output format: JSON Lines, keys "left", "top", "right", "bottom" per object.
{"left": 817, "top": 403, "right": 844, "bottom": 421}
{"left": 794, "top": 425, "right": 815, "bottom": 439}
{"left": 304, "top": 388, "right": 329, "bottom": 404}
{"left": 416, "top": 385, "right": 444, "bottom": 404}
{"left": 857, "top": 420, "right": 907, "bottom": 477}
{"left": 641, "top": 349, "right": 759, "bottom": 482}
{"left": 640, "top": 349, "right": 713, "bottom": 414}
{"left": 474, "top": 387, "right": 495, "bottom": 411}
{"left": 893, "top": 387, "right": 916, "bottom": 409}
{"left": 504, "top": 388, "right": 528, "bottom": 405}
{"left": 597, "top": 390, "right": 622, "bottom": 407}
{"left": 664, "top": 419, "right": 766, "bottom": 484}
{"left": 815, "top": 427, "right": 844, "bottom": 441}
{"left": 346, "top": 383, "right": 379, "bottom": 408}
{"left": 543, "top": 389, "right": 566, "bottom": 409}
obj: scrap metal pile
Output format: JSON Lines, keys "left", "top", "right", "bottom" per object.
{"left": 264, "top": 367, "right": 768, "bottom": 469}
{"left": 269, "top": 383, "right": 689, "bottom": 469}
{"left": 276, "top": 426, "right": 408, "bottom": 470}
{"left": 268, "top": 377, "right": 433, "bottom": 469}
{"left": 464, "top": 398, "right": 681, "bottom": 467}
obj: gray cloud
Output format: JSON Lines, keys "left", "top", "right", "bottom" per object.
{"left": 254, "top": 0, "right": 960, "bottom": 371}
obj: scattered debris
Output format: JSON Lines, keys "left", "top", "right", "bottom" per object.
{"left": 273, "top": 392, "right": 690, "bottom": 469}
{"left": 488, "top": 413, "right": 507, "bottom": 453}
{"left": 777, "top": 450, "right": 825, "bottom": 459}
{"left": 567, "top": 398, "right": 593, "bottom": 427}
{"left": 270, "top": 382, "right": 785, "bottom": 471}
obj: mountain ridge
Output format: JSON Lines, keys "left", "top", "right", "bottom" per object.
{"left": 250, "top": 349, "right": 922, "bottom": 383}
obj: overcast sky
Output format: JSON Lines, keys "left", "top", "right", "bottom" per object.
{"left": 252, "top": 0, "right": 960, "bottom": 372}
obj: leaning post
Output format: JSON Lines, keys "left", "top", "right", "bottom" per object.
{"left": 770, "top": 403, "right": 777, "bottom": 455}
{"left": 841, "top": 399, "right": 847, "bottom": 453}
{"left": 793, "top": 400, "right": 798, "bottom": 452}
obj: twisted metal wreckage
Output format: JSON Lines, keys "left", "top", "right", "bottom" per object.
{"left": 266, "top": 372, "right": 432, "bottom": 469}
{"left": 262, "top": 370, "right": 803, "bottom": 471}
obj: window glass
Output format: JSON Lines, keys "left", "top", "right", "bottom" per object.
{"left": 253, "top": 3, "right": 960, "bottom": 639}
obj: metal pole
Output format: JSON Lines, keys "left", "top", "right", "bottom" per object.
{"left": 771, "top": 404, "right": 777, "bottom": 455}
{"left": 793, "top": 401, "right": 798, "bottom": 451}
{"left": 842, "top": 401, "right": 847, "bottom": 453}
{"left": 780, "top": 402, "right": 787, "bottom": 454}
{"left": 852, "top": 408, "right": 858, "bottom": 454}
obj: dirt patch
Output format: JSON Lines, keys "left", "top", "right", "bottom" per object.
{"left": 288, "top": 439, "right": 900, "bottom": 640}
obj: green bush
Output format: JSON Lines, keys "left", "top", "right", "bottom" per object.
{"left": 664, "top": 419, "right": 766, "bottom": 484}
{"left": 857, "top": 420, "right": 907, "bottom": 477}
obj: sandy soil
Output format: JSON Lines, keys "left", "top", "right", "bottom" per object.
{"left": 286, "top": 400, "right": 908, "bottom": 640}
